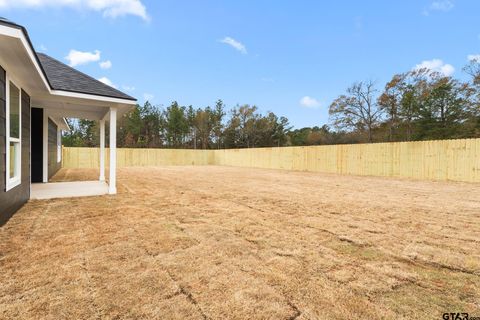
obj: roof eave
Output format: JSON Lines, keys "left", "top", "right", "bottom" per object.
{"left": 0, "top": 18, "right": 137, "bottom": 104}
{"left": 0, "top": 19, "right": 54, "bottom": 90}
{"left": 50, "top": 89, "right": 137, "bottom": 105}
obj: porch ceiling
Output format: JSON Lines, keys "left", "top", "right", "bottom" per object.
{"left": 31, "top": 97, "right": 110, "bottom": 121}
{"left": 31, "top": 94, "right": 136, "bottom": 121}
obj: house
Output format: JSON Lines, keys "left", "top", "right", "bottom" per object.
{"left": 0, "top": 18, "right": 137, "bottom": 225}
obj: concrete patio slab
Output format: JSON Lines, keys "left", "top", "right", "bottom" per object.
{"left": 31, "top": 181, "right": 109, "bottom": 200}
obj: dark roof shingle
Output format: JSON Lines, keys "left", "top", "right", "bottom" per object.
{"left": 37, "top": 53, "right": 136, "bottom": 101}
{"left": 0, "top": 17, "right": 135, "bottom": 101}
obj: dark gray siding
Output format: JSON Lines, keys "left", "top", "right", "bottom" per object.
{"left": 0, "top": 65, "right": 31, "bottom": 226}
{"left": 0, "top": 67, "right": 4, "bottom": 188}
{"left": 48, "top": 118, "right": 60, "bottom": 178}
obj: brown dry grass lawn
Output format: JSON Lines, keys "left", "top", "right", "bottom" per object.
{"left": 1, "top": 166, "right": 480, "bottom": 319}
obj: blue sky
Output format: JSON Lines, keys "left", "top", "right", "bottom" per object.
{"left": 1, "top": 0, "right": 479, "bottom": 128}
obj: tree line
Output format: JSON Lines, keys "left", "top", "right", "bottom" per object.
{"left": 64, "top": 58, "right": 480, "bottom": 149}
{"left": 63, "top": 100, "right": 291, "bottom": 149}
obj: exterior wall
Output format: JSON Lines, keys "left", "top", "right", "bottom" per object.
{"left": 48, "top": 118, "right": 60, "bottom": 178}
{"left": 0, "top": 67, "right": 5, "bottom": 190}
{"left": 0, "top": 65, "right": 31, "bottom": 226}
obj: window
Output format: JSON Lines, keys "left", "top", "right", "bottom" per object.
{"left": 57, "top": 128, "right": 62, "bottom": 163}
{"left": 6, "top": 79, "right": 21, "bottom": 190}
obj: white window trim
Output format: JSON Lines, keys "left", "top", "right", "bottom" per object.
{"left": 57, "top": 128, "right": 62, "bottom": 163}
{"left": 5, "top": 75, "right": 22, "bottom": 191}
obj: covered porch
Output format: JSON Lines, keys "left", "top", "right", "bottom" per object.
{"left": 31, "top": 167, "right": 111, "bottom": 199}
{"left": 0, "top": 19, "right": 136, "bottom": 200}
{"left": 31, "top": 98, "right": 119, "bottom": 195}
{"left": 30, "top": 100, "right": 123, "bottom": 199}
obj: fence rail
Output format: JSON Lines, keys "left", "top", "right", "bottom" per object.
{"left": 62, "top": 138, "right": 480, "bottom": 183}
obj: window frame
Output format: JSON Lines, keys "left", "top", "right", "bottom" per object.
{"left": 57, "top": 128, "right": 62, "bottom": 163}
{"left": 5, "top": 75, "right": 22, "bottom": 191}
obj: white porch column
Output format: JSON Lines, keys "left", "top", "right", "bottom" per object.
{"left": 42, "top": 109, "right": 48, "bottom": 183}
{"left": 99, "top": 119, "right": 105, "bottom": 181}
{"left": 108, "top": 107, "right": 117, "bottom": 194}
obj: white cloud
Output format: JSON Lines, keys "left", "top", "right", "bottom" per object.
{"left": 467, "top": 54, "right": 480, "bottom": 62}
{"left": 37, "top": 44, "right": 48, "bottom": 52}
{"left": 98, "top": 77, "right": 117, "bottom": 88}
{"left": 430, "top": 0, "right": 454, "bottom": 11}
{"left": 0, "top": 0, "right": 149, "bottom": 21}
{"left": 220, "top": 37, "right": 247, "bottom": 54}
{"left": 413, "top": 59, "right": 455, "bottom": 76}
{"left": 300, "top": 96, "right": 321, "bottom": 108}
{"left": 122, "top": 85, "right": 135, "bottom": 91}
{"left": 65, "top": 49, "right": 100, "bottom": 67}
{"left": 143, "top": 93, "right": 154, "bottom": 101}
{"left": 423, "top": 0, "right": 454, "bottom": 15}
{"left": 354, "top": 16, "right": 363, "bottom": 30}
{"left": 99, "top": 60, "right": 112, "bottom": 69}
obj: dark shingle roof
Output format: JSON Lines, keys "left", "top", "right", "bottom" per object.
{"left": 0, "top": 17, "right": 136, "bottom": 102}
{"left": 37, "top": 53, "right": 136, "bottom": 101}
{"left": 0, "top": 17, "right": 13, "bottom": 23}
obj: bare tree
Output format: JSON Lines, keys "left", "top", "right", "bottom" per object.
{"left": 378, "top": 74, "right": 404, "bottom": 141}
{"left": 463, "top": 58, "right": 480, "bottom": 111}
{"left": 329, "top": 80, "right": 383, "bottom": 142}
{"left": 463, "top": 58, "right": 480, "bottom": 86}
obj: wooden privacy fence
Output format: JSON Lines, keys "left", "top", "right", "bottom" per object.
{"left": 62, "top": 147, "right": 214, "bottom": 168}
{"left": 63, "top": 138, "right": 480, "bottom": 183}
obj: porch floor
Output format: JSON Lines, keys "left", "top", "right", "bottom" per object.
{"left": 31, "top": 181, "right": 109, "bottom": 200}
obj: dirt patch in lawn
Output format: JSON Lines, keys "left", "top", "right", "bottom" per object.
{"left": 1, "top": 166, "right": 480, "bottom": 319}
